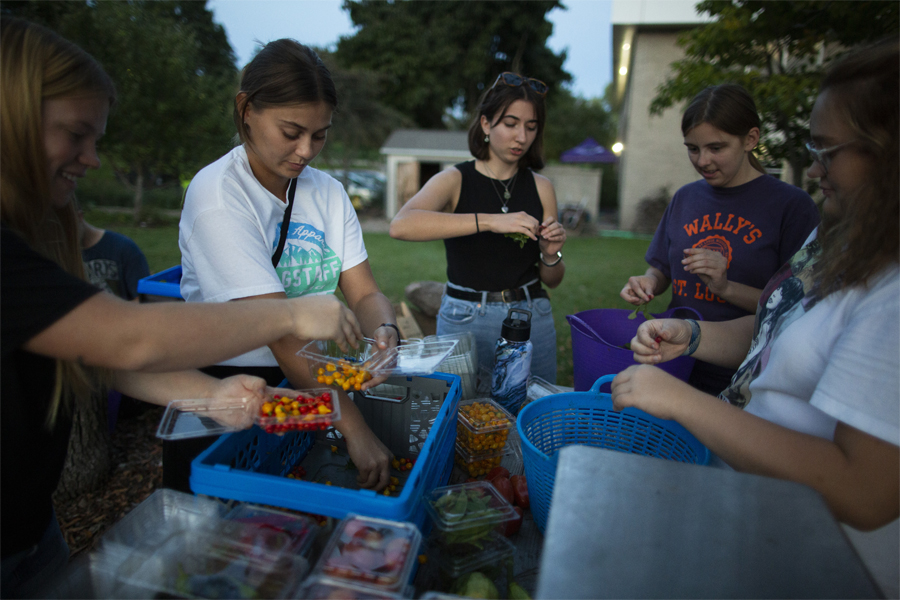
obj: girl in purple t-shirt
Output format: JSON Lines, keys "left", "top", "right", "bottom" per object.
{"left": 620, "top": 84, "right": 819, "bottom": 395}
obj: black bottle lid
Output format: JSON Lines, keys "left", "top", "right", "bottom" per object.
{"left": 500, "top": 308, "right": 532, "bottom": 342}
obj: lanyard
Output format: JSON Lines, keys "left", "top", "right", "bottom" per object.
{"left": 271, "top": 177, "right": 298, "bottom": 268}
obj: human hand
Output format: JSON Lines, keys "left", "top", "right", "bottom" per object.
{"left": 345, "top": 424, "right": 392, "bottom": 491}
{"left": 629, "top": 319, "right": 693, "bottom": 364}
{"left": 683, "top": 248, "right": 728, "bottom": 295}
{"left": 489, "top": 211, "right": 541, "bottom": 240}
{"left": 289, "top": 295, "right": 362, "bottom": 352}
{"left": 610, "top": 364, "right": 687, "bottom": 420}
{"left": 620, "top": 275, "right": 657, "bottom": 305}
{"left": 203, "top": 374, "right": 269, "bottom": 429}
{"left": 538, "top": 217, "right": 566, "bottom": 255}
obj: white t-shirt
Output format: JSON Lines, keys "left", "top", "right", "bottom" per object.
{"left": 721, "top": 230, "right": 899, "bottom": 597}
{"left": 179, "top": 145, "right": 367, "bottom": 366}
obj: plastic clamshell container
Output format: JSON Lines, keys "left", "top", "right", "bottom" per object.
{"left": 453, "top": 441, "right": 515, "bottom": 478}
{"left": 427, "top": 530, "right": 515, "bottom": 579}
{"left": 294, "top": 574, "right": 407, "bottom": 599}
{"left": 113, "top": 521, "right": 307, "bottom": 599}
{"left": 299, "top": 338, "right": 458, "bottom": 380}
{"left": 455, "top": 399, "right": 514, "bottom": 455}
{"left": 526, "top": 376, "right": 561, "bottom": 403}
{"left": 312, "top": 514, "right": 422, "bottom": 592}
{"left": 257, "top": 388, "right": 340, "bottom": 434}
{"left": 156, "top": 389, "right": 340, "bottom": 440}
{"left": 224, "top": 504, "right": 317, "bottom": 556}
{"left": 423, "top": 481, "right": 519, "bottom": 546}
{"left": 98, "top": 488, "right": 225, "bottom": 552}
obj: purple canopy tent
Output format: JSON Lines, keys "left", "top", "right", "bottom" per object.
{"left": 559, "top": 137, "right": 618, "bottom": 164}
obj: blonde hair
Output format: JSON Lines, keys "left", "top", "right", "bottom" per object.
{"left": 1, "top": 17, "right": 116, "bottom": 428}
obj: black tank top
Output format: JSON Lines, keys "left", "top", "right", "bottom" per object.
{"left": 444, "top": 160, "right": 542, "bottom": 291}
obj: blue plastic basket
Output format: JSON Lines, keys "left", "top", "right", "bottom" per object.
{"left": 190, "top": 373, "right": 461, "bottom": 532}
{"left": 136, "top": 265, "right": 183, "bottom": 301}
{"left": 517, "top": 374, "right": 710, "bottom": 533}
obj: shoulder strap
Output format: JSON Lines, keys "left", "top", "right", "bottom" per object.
{"left": 272, "top": 177, "right": 298, "bottom": 268}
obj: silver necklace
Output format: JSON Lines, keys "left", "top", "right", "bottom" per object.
{"left": 482, "top": 162, "right": 518, "bottom": 213}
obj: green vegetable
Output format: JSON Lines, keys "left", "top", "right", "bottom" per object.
{"left": 627, "top": 303, "right": 655, "bottom": 321}
{"left": 432, "top": 489, "right": 501, "bottom": 549}
{"left": 451, "top": 572, "right": 500, "bottom": 599}
{"left": 509, "top": 581, "right": 532, "bottom": 600}
{"left": 504, "top": 233, "right": 530, "bottom": 248}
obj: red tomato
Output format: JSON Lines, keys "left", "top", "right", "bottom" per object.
{"left": 510, "top": 475, "right": 529, "bottom": 509}
{"left": 501, "top": 505, "right": 524, "bottom": 537}
{"left": 485, "top": 466, "right": 510, "bottom": 481}
{"left": 489, "top": 475, "right": 515, "bottom": 506}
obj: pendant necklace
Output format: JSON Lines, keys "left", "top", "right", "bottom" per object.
{"left": 482, "top": 162, "right": 518, "bottom": 213}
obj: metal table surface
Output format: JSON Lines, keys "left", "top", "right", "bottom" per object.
{"left": 536, "top": 445, "right": 882, "bottom": 599}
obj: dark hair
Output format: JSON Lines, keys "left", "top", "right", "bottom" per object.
{"left": 467, "top": 75, "right": 546, "bottom": 170}
{"left": 681, "top": 83, "right": 764, "bottom": 173}
{"left": 815, "top": 39, "right": 899, "bottom": 295}
{"left": 233, "top": 39, "right": 337, "bottom": 144}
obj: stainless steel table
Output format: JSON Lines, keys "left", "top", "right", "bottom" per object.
{"left": 536, "top": 445, "right": 882, "bottom": 599}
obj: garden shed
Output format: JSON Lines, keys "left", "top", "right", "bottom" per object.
{"left": 380, "top": 129, "right": 472, "bottom": 219}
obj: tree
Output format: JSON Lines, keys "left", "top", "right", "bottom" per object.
{"left": 5, "top": 1, "right": 238, "bottom": 222}
{"left": 649, "top": 0, "right": 899, "bottom": 187}
{"left": 336, "top": 0, "right": 570, "bottom": 129}
{"left": 316, "top": 50, "right": 414, "bottom": 170}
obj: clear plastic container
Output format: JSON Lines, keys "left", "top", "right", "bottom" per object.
{"left": 224, "top": 504, "right": 317, "bottom": 556}
{"left": 293, "top": 574, "right": 407, "bottom": 599}
{"left": 156, "top": 389, "right": 340, "bottom": 440}
{"left": 455, "top": 399, "right": 514, "bottom": 455}
{"left": 453, "top": 442, "right": 514, "bottom": 478}
{"left": 423, "top": 482, "right": 519, "bottom": 550}
{"left": 114, "top": 523, "right": 307, "bottom": 599}
{"left": 98, "top": 488, "right": 224, "bottom": 552}
{"left": 426, "top": 531, "right": 515, "bottom": 579}
{"left": 312, "top": 514, "right": 422, "bottom": 592}
{"left": 298, "top": 338, "right": 458, "bottom": 381}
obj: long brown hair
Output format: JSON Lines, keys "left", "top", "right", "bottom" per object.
{"left": 815, "top": 39, "right": 899, "bottom": 295}
{"left": 467, "top": 74, "right": 547, "bottom": 171}
{"left": 1, "top": 17, "right": 116, "bottom": 428}
{"left": 681, "top": 83, "right": 765, "bottom": 174}
{"left": 233, "top": 39, "right": 336, "bottom": 147}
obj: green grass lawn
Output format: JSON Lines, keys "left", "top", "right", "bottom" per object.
{"left": 89, "top": 209, "right": 671, "bottom": 387}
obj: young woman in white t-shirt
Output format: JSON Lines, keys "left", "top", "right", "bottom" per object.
{"left": 611, "top": 40, "right": 899, "bottom": 596}
{"left": 177, "top": 39, "right": 396, "bottom": 491}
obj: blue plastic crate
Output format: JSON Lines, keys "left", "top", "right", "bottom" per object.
{"left": 190, "top": 373, "right": 461, "bottom": 532}
{"left": 517, "top": 374, "right": 710, "bottom": 533}
{"left": 137, "top": 265, "right": 183, "bottom": 301}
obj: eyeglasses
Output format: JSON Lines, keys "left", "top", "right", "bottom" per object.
{"left": 489, "top": 72, "right": 548, "bottom": 96}
{"left": 805, "top": 141, "right": 852, "bottom": 174}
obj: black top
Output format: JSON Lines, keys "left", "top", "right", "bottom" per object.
{"left": 444, "top": 161, "right": 543, "bottom": 291}
{"left": 1, "top": 225, "right": 101, "bottom": 558}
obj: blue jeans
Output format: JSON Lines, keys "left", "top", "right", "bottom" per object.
{"left": 1, "top": 510, "right": 69, "bottom": 599}
{"left": 436, "top": 283, "right": 558, "bottom": 385}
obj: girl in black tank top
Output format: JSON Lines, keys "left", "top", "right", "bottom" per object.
{"left": 389, "top": 72, "right": 568, "bottom": 384}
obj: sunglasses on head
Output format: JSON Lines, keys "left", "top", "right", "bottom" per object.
{"left": 489, "top": 72, "right": 548, "bottom": 96}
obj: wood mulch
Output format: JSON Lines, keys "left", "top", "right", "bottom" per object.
{"left": 54, "top": 406, "right": 166, "bottom": 558}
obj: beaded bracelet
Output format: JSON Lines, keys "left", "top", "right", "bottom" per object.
{"left": 682, "top": 319, "right": 701, "bottom": 356}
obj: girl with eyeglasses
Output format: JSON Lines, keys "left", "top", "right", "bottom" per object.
{"left": 175, "top": 39, "right": 396, "bottom": 494}
{"left": 620, "top": 83, "right": 820, "bottom": 396}
{"left": 1, "top": 19, "right": 363, "bottom": 596}
{"left": 390, "top": 72, "right": 566, "bottom": 388}
{"left": 612, "top": 40, "right": 899, "bottom": 597}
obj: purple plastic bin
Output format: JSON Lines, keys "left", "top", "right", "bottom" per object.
{"left": 567, "top": 307, "right": 702, "bottom": 392}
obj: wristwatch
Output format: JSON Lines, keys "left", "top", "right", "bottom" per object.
{"left": 540, "top": 251, "right": 563, "bottom": 267}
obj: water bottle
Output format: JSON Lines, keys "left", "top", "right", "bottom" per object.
{"left": 491, "top": 308, "right": 533, "bottom": 416}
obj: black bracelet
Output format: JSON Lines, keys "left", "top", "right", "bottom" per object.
{"left": 379, "top": 322, "right": 402, "bottom": 341}
{"left": 475, "top": 212, "right": 479, "bottom": 233}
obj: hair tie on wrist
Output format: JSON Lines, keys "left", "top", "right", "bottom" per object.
{"left": 475, "top": 212, "right": 480, "bottom": 233}
{"left": 380, "top": 323, "right": 401, "bottom": 341}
